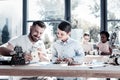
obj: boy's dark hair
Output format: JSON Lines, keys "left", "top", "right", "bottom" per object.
{"left": 32, "top": 21, "right": 46, "bottom": 28}
{"left": 83, "top": 33, "right": 90, "bottom": 37}
{"left": 100, "top": 31, "right": 110, "bottom": 41}
{"left": 58, "top": 21, "right": 71, "bottom": 33}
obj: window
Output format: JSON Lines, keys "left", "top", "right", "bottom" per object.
{"left": 27, "top": 0, "right": 101, "bottom": 50}
{"left": 27, "top": 0, "right": 65, "bottom": 50}
{"left": 28, "top": 0, "right": 64, "bottom": 20}
{"left": 0, "top": 0, "right": 22, "bottom": 45}
{"left": 71, "top": 0, "right": 100, "bottom": 43}
{"left": 107, "top": 0, "right": 120, "bottom": 47}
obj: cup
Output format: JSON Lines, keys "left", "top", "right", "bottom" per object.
{"left": 30, "top": 51, "right": 40, "bottom": 63}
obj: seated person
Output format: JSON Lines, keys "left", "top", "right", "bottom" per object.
{"left": 0, "top": 21, "right": 49, "bottom": 62}
{"left": 51, "top": 21, "right": 85, "bottom": 80}
{"left": 51, "top": 21, "right": 84, "bottom": 64}
{"left": 81, "top": 33, "right": 94, "bottom": 55}
{"left": 0, "top": 21, "right": 51, "bottom": 80}
{"left": 96, "top": 31, "right": 112, "bottom": 55}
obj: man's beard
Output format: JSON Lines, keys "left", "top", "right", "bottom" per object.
{"left": 29, "top": 33, "right": 40, "bottom": 42}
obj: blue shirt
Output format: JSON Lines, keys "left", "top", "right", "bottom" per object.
{"left": 51, "top": 37, "right": 85, "bottom": 62}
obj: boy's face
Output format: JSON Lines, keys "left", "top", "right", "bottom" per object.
{"left": 84, "top": 35, "right": 90, "bottom": 42}
{"left": 57, "top": 28, "right": 70, "bottom": 41}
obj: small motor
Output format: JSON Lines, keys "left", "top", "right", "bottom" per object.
{"left": 10, "top": 46, "right": 25, "bottom": 65}
{"left": 109, "top": 54, "right": 120, "bottom": 65}
{"left": 114, "top": 54, "right": 120, "bottom": 65}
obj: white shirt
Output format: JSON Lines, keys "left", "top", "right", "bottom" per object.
{"left": 97, "top": 41, "right": 110, "bottom": 53}
{"left": 8, "top": 35, "right": 46, "bottom": 54}
{"left": 81, "top": 42, "right": 93, "bottom": 53}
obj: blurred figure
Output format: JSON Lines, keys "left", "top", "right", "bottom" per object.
{"left": 81, "top": 33, "right": 94, "bottom": 55}
{"left": 97, "top": 31, "right": 112, "bottom": 55}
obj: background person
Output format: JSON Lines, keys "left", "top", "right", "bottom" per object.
{"left": 81, "top": 33, "right": 94, "bottom": 55}
{"left": 97, "top": 31, "right": 112, "bottom": 55}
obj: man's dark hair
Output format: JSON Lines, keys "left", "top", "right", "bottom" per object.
{"left": 58, "top": 21, "right": 71, "bottom": 33}
{"left": 32, "top": 21, "right": 46, "bottom": 28}
{"left": 100, "top": 31, "right": 110, "bottom": 41}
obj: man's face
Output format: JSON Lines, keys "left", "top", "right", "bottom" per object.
{"left": 30, "top": 25, "right": 45, "bottom": 42}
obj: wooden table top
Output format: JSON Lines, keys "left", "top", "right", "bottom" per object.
{"left": 0, "top": 55, "right": 119, "bottom": 78}
{"left": 0, "top": 62, "right": 119, "bottom": 78}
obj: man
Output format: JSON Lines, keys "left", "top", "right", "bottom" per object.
{"left": 0, "top": 21, "right": 49, "bottom": 62}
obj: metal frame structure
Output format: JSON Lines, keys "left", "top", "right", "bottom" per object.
{"left": 22, "top": 0, "right": 111, "bottom": 34}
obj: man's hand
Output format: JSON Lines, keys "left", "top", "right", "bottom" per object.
{"left": 24, "top": 53, "right": 32, "bottom": 62}
{"left": 37, "top": 48, "right": 49, "bottom": 62}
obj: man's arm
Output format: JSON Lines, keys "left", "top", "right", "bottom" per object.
{"left": 0, "top": 42, "right": 14, "bottom": 56}
{"left": 0, "top": 47, "right": 12, "bottom": 56}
